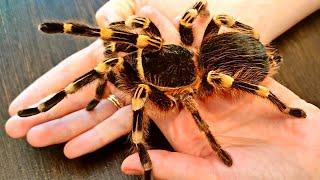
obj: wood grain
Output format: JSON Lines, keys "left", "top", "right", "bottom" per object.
{"left": 0, "top": 0, "right": 319, "bottom": 179}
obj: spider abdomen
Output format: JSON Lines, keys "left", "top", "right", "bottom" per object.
{"left": 200, "top": 32, "right": 269, "bottom": 84}
{"left": 142, "top": 44, "right": 196, "bottom": 88}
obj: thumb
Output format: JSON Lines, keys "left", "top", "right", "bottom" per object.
{"left": 121, "top": 150, "right": 216, "bottom": 179}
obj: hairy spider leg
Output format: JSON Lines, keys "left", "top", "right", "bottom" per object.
{"left": 124, "top": 16, "right": 161, "bottom": 37}
{"left": 17, "top": 57, "right": 123, "bottom": 117}
{"left": 101, "top": 16, "right": 162, "bottom": 60}
{"left": 207, "top": 71, "right": 307, "bottom": 118}
{"left": 104, "top": 41, "right": 138, "bottom": 54}
{"left": 203, "top": 14, "right": 260, "bottom": 41}
{"left": 104, "top": 16, "right": 161, "bottom": 54}
{"left": 265, "top": 45, "right": 283, "bottom": 70}
{"left": 38, "top": 22, "right": 163, "bottom": 49}
{"left": 213, "top": 14, "right": 260, "bottom": 39}
{"left": 179, "top": 0, "right": 208, "bottom": 45}
{"left": 181, "top": 94, "right": 233, "bottom": 166}
{"left": 86, "top": 78, "right": 108, "bottom": 111}
{"left": 131, "top": 84, "right": 153, "bottom": 179}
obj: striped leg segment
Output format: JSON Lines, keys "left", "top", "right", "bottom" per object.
{"left": 104, "top": 41, "right": 138, "bottom": 54}
{"left": 39, "top": 22, "right": 100, "bottom": 36}
{"left": 213, "top": 15, "right": 260, "bottom": 39}
{"left": 100, "top": 27, "right": 163, "bottom": 49}
{"left": 38, "top": 22, "right": 163, "bottom": 49}
{"left": 104, "top": 17, "right": 160, "bottom": 55}
{"left": 17, "top": 57, "right": 123, "bottom": 117}
{"left": 207, "top": 71, "right": 307, "bottom": 118}
{"left": 125, "top": 16, "right": 161, "bottom": 37}
{"left": 86, "top": 55, "right": 126, "bottom": 110}
{"left": 179, "top": 0, "right": 208, "bottom": 45}
{"left": 109, "top": 17, "right": 161, "bottom": 37}
{"left": 131, "top": 84, "right": 152, "bottom": 179}
{"left": 18, "top": 70, "right": 102, "bottom": 117}
{"left": 265, "top": 45, "right": 283, "bottom": 69}
{"left": 86, "top": 79, "right": 107, "bottom": 111}
{"left": 182, "top": 94, "right": 233, "bottom": 166}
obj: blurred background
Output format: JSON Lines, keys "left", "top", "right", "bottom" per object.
{"left": 0, "top": 0, "right": 319, "bottom": 179}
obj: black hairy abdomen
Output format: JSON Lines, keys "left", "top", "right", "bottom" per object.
{"left": 200, "top": 32, "right": 269, "bottom": 84}
{"left": 142, "top": 44, "right": 196, "bottom": 87}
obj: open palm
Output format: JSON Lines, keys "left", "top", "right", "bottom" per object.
{"left": 5, "top": 0, "right": 320, "bottom": 179}
{"left": 139, "top": 77, "right": 320, "bottom": 179}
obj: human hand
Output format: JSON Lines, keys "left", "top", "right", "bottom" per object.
{"left": 5, "top": 0, "right": 320, "bottom": 179}
{"left": 121, "top": 78, "right": 320, "bottom": 179}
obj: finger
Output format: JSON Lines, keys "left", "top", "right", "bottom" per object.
{"left": 26, "top": 99, "right": 118, "bottom": 147}
{"left": 5, "top": 83, "right": 99, "bottom": 138}
{"left": 136, "top": 5, "right": 180, "bottom": 44}
{"left": 63, "top": 106, "right": 132, "bottom": 159}
{"left": 96, "top": 0, "right": 136, "bottom": 26}
{"left": 121, "top": 150, "right": 216, "bottom": 179}
{"left": 9, "top": 40, "right": 105, "bottom": 115}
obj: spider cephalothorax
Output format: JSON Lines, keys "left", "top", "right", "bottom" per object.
{"left": 18, "top": 0, "right": 306, "bottom": 179}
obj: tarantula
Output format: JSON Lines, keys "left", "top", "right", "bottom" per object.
{"left": 18, "top": 0, "right": 306, "bottom": 179}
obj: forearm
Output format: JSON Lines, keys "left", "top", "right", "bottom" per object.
{"left": 210, "top": 0, "right": 320, "bottom": 43}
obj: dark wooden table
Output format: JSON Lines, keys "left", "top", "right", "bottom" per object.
{"left": 0, "top": 0, "right": 319, "bottom": 179}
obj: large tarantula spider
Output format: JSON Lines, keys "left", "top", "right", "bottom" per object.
{"left": 18, "top": 0, "right": 306, "bottom": 179}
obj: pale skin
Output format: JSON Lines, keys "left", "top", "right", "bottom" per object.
{"left": 5, "top": 0, "right": 320, "bottom": 179}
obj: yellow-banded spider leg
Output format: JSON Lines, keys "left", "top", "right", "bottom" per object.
{"left": 265, "top": 45, "right": 283, "bottom": 69}
{"left": 101, "top": 27, "right": 163, "bottom": 49}
{"left": 39, "top": 22, "right": 100, "bottom": 36}
{"left": 17, "top": 69, "right": 102, "bottom": 117}
{"left": 213, "top": 14, "right": 260, "bottom": 39}
{"left": 203, "top": 18, "right": 220, "bottom": 39}
{"left": 104, "top": 41, "right": 138, "bottom": 54}
{"left": 125, "top": 16, "right": 161, "bottom": 37}
{"left": 131, "top": 84, "right": 152, "bottom": 179}
{"left": 181, "top": 94, "right": 233, "bottom": 166}
{"left": 86, "top": 78, "right": 107, "bottom": 111}
{"left": 38, "top": 22, "right": 163, "bottom": 49}
{"left": 17, "top": 57, "right": 123, "bottom": 117}
{"left": 104, "top": 17, "right": 161, "bottom": 55}
{"left": 207, "top": 71, "right": 307, "bottom": 118}
{"left": 179, "top": 0, "right": 208, "bottom": 45}
{"left": 109, "top": 16, "right": 161, "bottom": 37}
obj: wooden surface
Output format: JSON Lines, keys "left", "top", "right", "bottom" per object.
{"left": 0, "top": 0, "right": 319, "bottom": 179}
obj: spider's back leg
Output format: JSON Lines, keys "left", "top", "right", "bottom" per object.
{"left": 181, "top": 93, "right": 233, "bottom": 166}
{"left": 206, "top": 72, "right": 306, "bottom": 118}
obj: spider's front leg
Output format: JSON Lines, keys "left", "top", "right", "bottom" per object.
{"left": 120, "top": 16, "right": 161, "bottom": 37}
{"left": 179, "top": 0, "right": 209, "bottom": 45}
{"left": 131, "top": 84, "right": 153, "bottom": 179}
{"left": 39, "top": 22, "right": 163, "bottom": 50}
{"left": 207, "top": 71, "right": 307, "bottom": 118}
{"left": 18, "top": 57, "right": 122, "bottom": 117}
{"left": 181, "top": 93, "right": 233, "bottom": 166}
{"left": 86, "top": 77, "right": 108, "bottom": 111}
